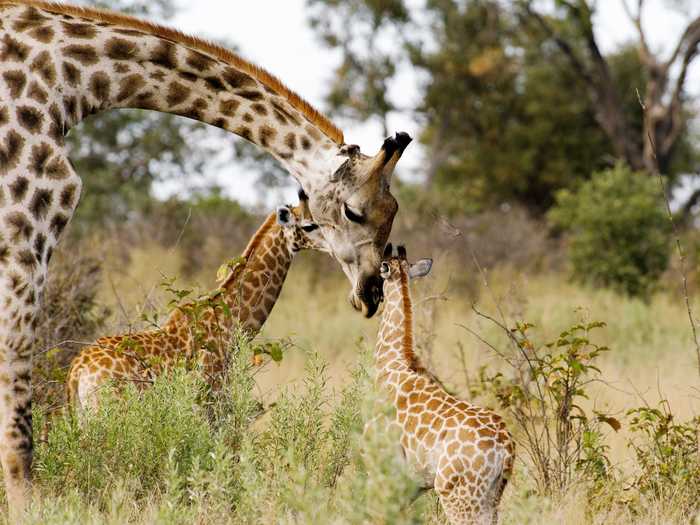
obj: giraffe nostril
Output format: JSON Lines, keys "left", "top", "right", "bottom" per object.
{"left": 372, "top": 284, "right": 382, "bottom": 304}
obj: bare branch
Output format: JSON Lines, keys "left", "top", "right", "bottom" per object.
{"left": 644, "top": 114, "right": 700, "bottom": 377}
{"left": 516, "top": 2, "right": 596, "bottom": 88}
{"left": 621, "top": 0, "right": 652, "bottom": 63}
{"left": 666, "top": 15, "right": 700, "bottom": 71}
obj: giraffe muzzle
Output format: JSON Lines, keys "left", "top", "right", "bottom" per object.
{"left": 356, "top": 274, "right": 383, "bottom": 318}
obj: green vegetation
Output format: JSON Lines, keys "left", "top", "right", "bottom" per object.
{"left": 15, "top": 223, "right": 700, "bottom": 524}
{"left": 308, "top": 0, "right": 700, "bottom": 215}
{"left": 27, "top": 338, "right": 437, "bottom": 524}
{"left": 15, "top": 1, "right": 700, "bottom": 523}
{"left": 549, "top": 164, "right": 671, "bottom": 297}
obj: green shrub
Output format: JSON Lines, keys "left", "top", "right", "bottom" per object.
{"left": 549, "top": 163, "right": 670, "bottom": 297}
{"left": 627, "top": 402, "right": 700, "bottom": 516}
{"left": 35, "top": 370, "right": 218, "bottom": 499}
{"left": 29, "top": 344, "right": 438, "bottom": 524}
{"left": 476, "top": 318, "right": 616, "bottom": 499}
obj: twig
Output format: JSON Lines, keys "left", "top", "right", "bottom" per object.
{"left": 638, "top": 87, "right": 700, "bottom": 378}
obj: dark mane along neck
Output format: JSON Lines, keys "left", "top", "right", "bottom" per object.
{"left": 397, "top": 268, "right": 425, "bottom": 373}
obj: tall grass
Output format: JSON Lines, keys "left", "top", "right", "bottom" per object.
{"left": 16, "top": 234, "right": 700, "bottom": 524}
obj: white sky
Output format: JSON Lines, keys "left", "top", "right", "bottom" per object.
{"left": 155, "top": 0, "right": 700, "bottom": 206}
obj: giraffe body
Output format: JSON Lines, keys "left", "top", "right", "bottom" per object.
{"left": 67, "top": 203, "right": 323, "bottom": 409}
{"left": 374, "top": 246, "right": 514, "bottom": 525}
{"left": 0, "top": 1, "right": 410, "bottom": 514}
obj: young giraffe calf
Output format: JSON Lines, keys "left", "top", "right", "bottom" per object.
{"left": 67, "top": 195, "right": 325, "bottom": 409}
{"left": 374, "top": 245, "right": 514, "bottom": 525}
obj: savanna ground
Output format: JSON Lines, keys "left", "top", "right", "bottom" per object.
{"left": 2, "top": 204, "right": 698, "bottom": 524}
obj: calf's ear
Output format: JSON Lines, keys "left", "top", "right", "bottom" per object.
{"left": 408, "top": 259, "right": 433, "bottom": 279}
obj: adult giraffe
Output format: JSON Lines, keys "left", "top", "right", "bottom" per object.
{"left": 0, "top": 0, "right": 410, "bottom": 516}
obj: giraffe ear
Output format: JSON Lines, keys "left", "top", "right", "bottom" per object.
{"left": 408, "top": 259, "right": 432, "bottom": 280}
{"left": 276, "top": 206, "right": 296, "bottom": 227}
{"left": 380, "top": 261, "right": 391, "bottom": 279}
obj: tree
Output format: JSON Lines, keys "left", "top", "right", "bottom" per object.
{"left": 517, "top": 0, "right": 700, "bottom": 180}
{"left": 308, "top": 0, "right": 700, "bottom": 214}
{"left": 549, "top": 163, "right": 671, "bottom": 297}
{"left": 307, "top": 0, "right": 409, "bottom": 136}
{"left": 410, "top": 0, "right": 614, "bottom": 211}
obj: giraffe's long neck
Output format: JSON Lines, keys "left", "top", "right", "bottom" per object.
{"left": 219, "top": 213, "right": 293, "bottom": 335}
{"left": 375, "top": 271, "right": 424, "bottom": 397}
{"left": 162, "top": 212, "right": 293, "bottom": 346}
{"left": 0, "top": 1, "right": 343, "bottom": 177}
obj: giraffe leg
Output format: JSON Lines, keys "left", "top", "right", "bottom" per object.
{"left": 0, "top": 158, "right": 81, "bottom": 518}
{"left": 485, "top": 443, "right": 514, "bottom": 525}
{"left": 0, "top": 255, "right": 44, "bottom": 520}
{"left": 435, "top": 454, "right": 497, "bottom": 525}
{"left": 437, "top": 486, "right": 494, "bottom": 525}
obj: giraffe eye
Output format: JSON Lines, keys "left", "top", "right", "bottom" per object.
{"left": 343, "top": 203, "right": 364, "bottom": 223}
{"left": 301, "top": 223, "right": 319, "bottom": 233}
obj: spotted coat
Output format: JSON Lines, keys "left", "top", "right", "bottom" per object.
{"left": 66, "top": 205, "right": 324, "bottom": 409}
{"left": 374, "top": 252, "right": 515, "bottom": 525}
{"left": 0, "top": 1, "right": 407, "bottom": 516}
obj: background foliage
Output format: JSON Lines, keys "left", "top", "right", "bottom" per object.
{"left": 14, "top": 0, "right": 700, "bottom": 523}
{"left": 549, "top": 164, "right": 671, "bottom": 297}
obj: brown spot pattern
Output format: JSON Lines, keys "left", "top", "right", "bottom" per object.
{"left": 27, "top": 81, "right": 48, "bottom": 104}
{"left": 60, "top": 184, "right": 78, "bottom": 209}
{"left": 46, "top": 157, "right": 70, "bottom": 180}
{"left": 9, "top": 177, "right": 29, "bottom": 203}
{"left": 30, "top": 51, "right": 57, "bottom": 87}
{"left": 204, "top": 76, "right": 225, "bottom": 92}
{"left": 251, "top": 103, "right": 268, "bottom": 116}
{"left": 0, "top": 130, "right": 25, "bottom": 175}
{"left": 186, "top": 50, "right": 214, "bottom": 72}
{"left": 222, "top": 67, "right": 255, "bottom": 89}
{"left": 62, "top": 61, "right": 82, "bottom": 87}
{"left": 166, "top": 82, "right": 191, "bottom": 106}
{"left": 285, "top": 133, "right": 297, "bottom": 151}
{"left": 150, "top": 40, "right": 178, "bottom": 69}
{"left": 29, "top": 188, "right": 52, "bottom": 220}
{"left": 62, "top": 44, "right": 99, "bottom": 66}
{"left": 50, "top": 213, "right": 69, "bottom": 237}
{"left": 29, "top": 143, "right": 52, "bottom": 177}
{"left": 1, "top": 34, "right": 30, "bottom": 61}
{"left": 28, "top": 25, "right": 54, "bottom": 43}
{"left": 105, "top": 37, "right": 138, "bottom": 60}
{"left": 219, "top": 99, "right": 240, "bottom": 116}
{"left": 61, "top": 21, "right": 98, "bottom": 39}
{"left": 116, "top": 74, "right": 146, "bottom": 103}
{"left": 3, "top": 70, "right": 27, "bottom": 98}
{"left": 5, "top": 212, "right": 33, "bottom": 242}
{"left": 258, "top": 125, "right": 276, "bottom": 147}
{"left": 89, "top": 72, "right": 110, "bottom": 103}
{"left": 237, "top": 89, "right": 263, "bottom": 102}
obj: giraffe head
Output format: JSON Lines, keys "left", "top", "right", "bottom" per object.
{"left": 379, "top": 244, "right": 433, "bottom": 284}
{"left": 302, "top": 133, "right": 412, "bottom": 318}
{"left": 276, "top": 191, "right": 327, "bottom": 254}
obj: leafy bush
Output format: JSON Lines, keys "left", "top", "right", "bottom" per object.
{"left": 474, "top": 316, "right": 617, "bottom": 498}
{"left": 627, "top": 401, "right": 700, "bottom": 516}
{"left": 549, "top": 163, "right": 670, "bottom": 297}
{"left": 35, "top": 370, "right": 220, "bottom": 499}
{"left": 28, "top": 342, "right": 439, "bottom": 524}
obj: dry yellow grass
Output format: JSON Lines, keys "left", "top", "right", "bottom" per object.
{"left": 85, "top": 240, "right": 700, "bottom": 523}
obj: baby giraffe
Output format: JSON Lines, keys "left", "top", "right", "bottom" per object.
{"left": 375, "top": 245, "right": 514, "bottom": 525}
{"left": 67, "top": 193, "right": 326, "bottom": 409}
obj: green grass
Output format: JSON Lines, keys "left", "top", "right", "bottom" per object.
{"left": 12, "top": 242, "right": 700, "bottom": 524}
